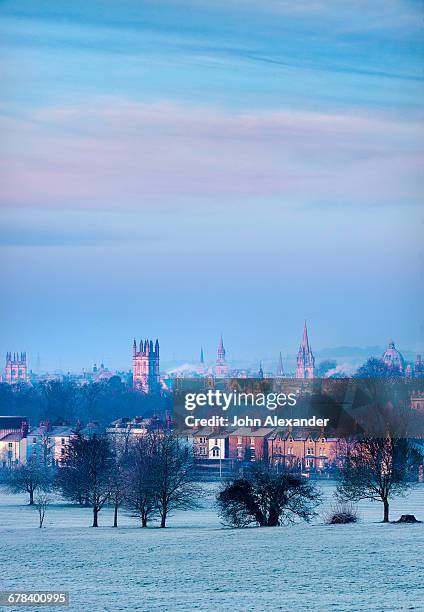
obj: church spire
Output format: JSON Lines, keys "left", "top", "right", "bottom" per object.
{"left": 215, "top": 334, "right": 229, "bottom": 377}
{"left": 302, "top": 320, "right": 310, "bottom": 352}
{"left": 218, "top": 335, "right": 225, "bottom": 360}
{"left": 200, "top": 346, "right": 204, "bottom": 364}
{"left": 277, "top": 351, "right": 284, "bottom": 377}
{"left": 296, "top": 321, "right": 315, "bottom": 379}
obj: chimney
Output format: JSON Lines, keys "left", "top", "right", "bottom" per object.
{"left": 21, "top": 420, "right": 28, "bottom": 438}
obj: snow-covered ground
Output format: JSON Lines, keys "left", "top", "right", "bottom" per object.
{"left": 0, "top": 482, "right": 423, "bottom": 612}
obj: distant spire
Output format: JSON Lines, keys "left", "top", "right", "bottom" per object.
{"left": 277, "top": 352, "right": 284, "bottom": 376}
{"left": 200, "top": 346, "right": 204, "bottom": 363}
{"left": 302, "top": 320, "right": 310, "bottom": 351}
{"left": 218, "top": 335, "right": 225, "bottom": 359}
{"left": 258, "top": 363, "right": 264, "bottom": 379}
{"left": 296, "top": 320, "right": 315, "bottom": 379}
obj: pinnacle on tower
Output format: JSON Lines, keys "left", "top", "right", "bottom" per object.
{"left": 200, "top": 346, "right": 204, "bottom": 364}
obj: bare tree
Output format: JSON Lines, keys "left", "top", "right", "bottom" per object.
{"left": 55, "top": 433, "right": 89, "bottom": 505}
{"left": 56, "top": 433, "right": 113, "bottom": 526}
{"left": 336, "top": 434, "right": 420, "bottom": 522}
{"left": 152, "top": 432, "right": 202, "bottom": 528}
{"left": 217, "top": 462, "right": 321, "bottom": 528}
{"left": 34, "top": 491, "right": 52, "bottom": 527}
{"left": 109, "top": 449, "right": 131, "bottom": 528}
{"left": 4, "top": 458, "right": 52, "bottom": 505}
{"left": 124, "top": 436, "right": 158, "bottom": 527}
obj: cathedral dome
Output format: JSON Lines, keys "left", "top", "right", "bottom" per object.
{"left": 382, "top": 340, "right": 405, "bottom": 372}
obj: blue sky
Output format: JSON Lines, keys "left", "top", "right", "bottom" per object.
{"left": 0, "top": 0, "right": 423, "bottom": 371}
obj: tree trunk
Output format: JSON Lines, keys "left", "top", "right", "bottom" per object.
{"left": 93, "top": 506, "right": 99, "bottom": 527}
{"left": 267, "top": 509, "right": 280, "bottom": 527}
{"left": 141, "top": 512, "right": 147, "bottom": 528}
{"left": 160, "top": 514, "right": 166, "bottom": 528}
{"left": 113, "top": 500, "right": 118, "bottom": 528}
{"left": 29, "top": 488, "right": 34, "bottom": 505}
{"left": 383, "top": 499, "right": 389, "bottom": 523}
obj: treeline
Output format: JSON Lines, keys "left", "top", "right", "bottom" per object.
{"left": 5, "top": 431, "right": 201, "bottom": 528}
{"left": 3, "top": 431, "right": 421, "bottom": 527}
{"left": 0, "top": 378, "right": 171, "bottom": 426}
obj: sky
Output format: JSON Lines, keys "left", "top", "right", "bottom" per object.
{"left": 0, "top": 0, "right": 423, "bottom": 371}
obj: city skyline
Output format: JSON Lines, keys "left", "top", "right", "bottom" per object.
{"left": 3, "top": 330, "right": 421, "bottom": 377}
{"left": 1, "top": 0, "right": 423, "bottom": 369}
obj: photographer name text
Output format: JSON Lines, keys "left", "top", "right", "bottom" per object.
{"left": 184, "top": 414, "right": 330, "bottom": 428}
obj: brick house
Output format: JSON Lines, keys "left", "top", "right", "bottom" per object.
{"left": 268, "top": 430, "right": 340, "bottom": 472}
{"left": 228, "top": 427, "right": 273, "bottom": 462}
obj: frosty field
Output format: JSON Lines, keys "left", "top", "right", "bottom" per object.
{"left": 0, "top": 483, "right": 423, "bottom": 612}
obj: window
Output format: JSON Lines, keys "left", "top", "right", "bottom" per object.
{"left": 33, "top": 437, "right": 37, "bottom": 443}
{"left": 61, "top": 438, "right": 65, "bottom": 445}
{"left": 61, "top": 448, "right": 65, "bottom": 455}
{"left": 237, "top": 437, "right": 242, "bottom": 445}
{"left": 8, "top": 442, "right": 13, "bottom": 448}
{"left": 212, "top": 447, "right": 220, "bottom": 458}
{"left": 250, "top": 437, "right": 255, "bottom": 445}
{"left": 319, "top": 448, "right": 324, "bottom": 456}
{"left": 307, "top": 447, "right": 313, "bottom": 455}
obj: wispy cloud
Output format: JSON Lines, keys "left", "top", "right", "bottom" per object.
{"left": 1, "top": 100, "right": 423, "bottom": 210}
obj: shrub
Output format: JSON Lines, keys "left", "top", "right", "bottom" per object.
{"left": 217, "top": 462, "right": 321, "bottom": 528}
{"left": 325, "top": 502, "right": 358, "bottom": 525}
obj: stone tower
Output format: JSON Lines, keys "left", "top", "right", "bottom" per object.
{"left": 295, "top": 322, "right": 315, "bottom": 379}
{"left": 5, "top": 352, "right": 28, "bottom": 384}
{"left": 132, "top": 339, "right": 160, "bottom": 393}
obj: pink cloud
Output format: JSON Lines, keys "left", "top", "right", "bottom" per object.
{"left": 1, "top": 99, "right": 423, "bottom": 210}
